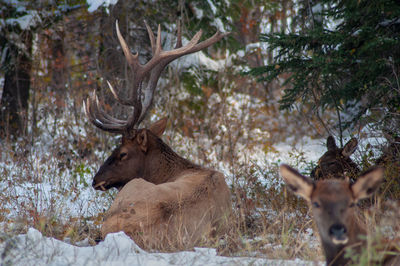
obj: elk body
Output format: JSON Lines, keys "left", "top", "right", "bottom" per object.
{"left": 376, "top": 135, "right": 400, "bottom": 199}
{"left": 85, "top": 21, "right": 231, "bottom": 250}
{"left": 311, "top": 136, "right": 360, "bottom": 182}
{"left": 280, "top": 164, "right": 400, "bottom": 265}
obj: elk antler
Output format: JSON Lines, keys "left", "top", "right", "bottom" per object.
{"left": 84, "top": 21, "right": 229, "bottom": 135}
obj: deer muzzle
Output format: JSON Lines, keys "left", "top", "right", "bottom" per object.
{"left": 329, "top": 223, "right": 349, "bottom": 245}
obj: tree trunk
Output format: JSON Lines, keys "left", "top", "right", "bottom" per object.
{"left": 0, "top": 31, "right": 32, "bottom": 138}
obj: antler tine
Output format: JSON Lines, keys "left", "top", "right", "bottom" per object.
{"left": 105, "top": 81, "right": 142, "bottom": 129}
{"left": 144, "top": 20, "right": 156, "bottom": 55}
{"left": 106, "top": 81, "right": 122, "bottom": 103}
{"left": 115, "top": 21, "right": 144, "bottom": 130}
{"left": 136, "top": 27, "right": 228, "bottom": 124}
{"left": 155, "top": 24, "right": 162, "bottom": 56}
{"left": 115, "top": 20, "right": 139, "bottom": 69}
{"left": 140, "top": 29, "right": 202, "bottom": 75}
{"left": 136, "top": 22, "right": 203, "bottom": 124}
{"left": 191, "top": 30, "right": 229, "bottom": 52}
{"left": 93, "top": 93, "right": 126, "bottom": 125}
{"left": 85, "top": 20, "right": 229, "bottom": 134}
{"left": 175, "top": 21, "right": 182, "bottom": 49}
{"left": 84, "top": 93, "right": 126, "bottom": 133}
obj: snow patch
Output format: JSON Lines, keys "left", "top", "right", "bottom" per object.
{"left": 207, "top": 0, "right": 218, "bottom": 15}
{"left": 5, "top": 11, "right": 42, "bottom": 30}
{"left": 0, "top": 228, "right": 322, "bottom": 265}
{"left": 191, "top": 4, "right": 204, "bottom": 19}
{"left": 87, "top": 0, "right": 118, "bottom": 13}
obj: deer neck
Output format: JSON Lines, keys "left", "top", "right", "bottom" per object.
{"left": 143, "top": 139, "right": 200, "bottom": 184}
{"left": 324, "top": 212, "right": 367, "bottom": 266}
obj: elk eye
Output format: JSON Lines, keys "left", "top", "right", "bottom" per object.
{"left": 349, "top": 202, "right": 355, "bottom": 208}
{"left": 119, "top": 152, "right": 128, "bottom": 160}
{"left": 313, "top": 202, "right": 320, "bottom": 208}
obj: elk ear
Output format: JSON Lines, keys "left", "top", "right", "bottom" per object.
{"left": 351, "top": 167, "right": 384, "bottom": 201}
{"left": 136, "top": 130, "right": 148, "bottom": 153}
{"left": 327, "top": 136, "right": 337, "bottom": 151}
{"left": 280, "top": 164, "right": 314, "bottom": 202}
{"left": 149, "top": 117, "right": 167, "bottom": 137}
{"left": 342, "top": 138, "right": 358, "bottom": 157}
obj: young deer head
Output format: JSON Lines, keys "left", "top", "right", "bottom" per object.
{"left": 84, "top": 21, "right": 228, "bottom": 191}
{"left": 311, "top": 136, "right": 360, "bottom": 181}
{"left": 280, "top": 164, "right": 384, "bottom": 265}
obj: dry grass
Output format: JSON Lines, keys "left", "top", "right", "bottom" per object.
{"left": 0, "top": 127, "right": 322, "bottom": 261}
{"left": 1, "top": 134, "right": 399, "bottom": 264}
{"left": 1, "top": 73, "right": 399, "bottom": 264}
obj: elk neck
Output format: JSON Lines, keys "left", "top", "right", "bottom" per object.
{"left": 142, "top": 137, "right": 201, "bottom": 184}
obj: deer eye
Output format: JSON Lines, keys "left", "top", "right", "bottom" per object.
{"left": 349, "top": 202, "right": 355, "bottom": 208}
{"left": 119, "top": 152, "right": 128, "bottom": 160}
{"left": 313, "top": 202, "right": 320, "bottom": 208}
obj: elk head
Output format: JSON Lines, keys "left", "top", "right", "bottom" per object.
{"left": 311, "top": 136, "right": 360, "bottom": 181}
{"left": 84, "top": 21, "right": 228, "bottom": 191}
{"left": 90, "top": 118, "right": 168, "bottom": 190}
{"left": 280, "top": 164, "right": 384, "bottom": 265}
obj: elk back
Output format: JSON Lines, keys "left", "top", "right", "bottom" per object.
{"left": 101, "top": 169, "right": 232, "bottom": 251}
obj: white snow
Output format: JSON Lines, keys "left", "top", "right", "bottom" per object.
{"left": 191, "top": 5, "right": 204, "bottom": 19}
{"left": 5, "top": 11, "right": 42, "bottom": 30}
{"left": 311, "top": 3, "right": 323, "bottom": 14}
{"left": 0, "top": 228, "right": 322, "bottom": 266}
{"left": 379, "top": 18, "right": 400, "bottom": 27}
{"left": 207, "top": 0, "right": 218, "bottom": 15}
{"left": 211, "top": 18, "right": 226, "bottom": 32}
{"left": 87, "top": 0, "right": 118, "bottom": 13}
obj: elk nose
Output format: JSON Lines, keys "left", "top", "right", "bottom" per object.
{"left": 329, "top": 224, "right": 347, "bottom": 238}
{"left": 92, "top": 179, "right": 97, "bottom": 187}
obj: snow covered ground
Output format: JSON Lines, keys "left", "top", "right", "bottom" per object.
{"left": 1, "top": 1, "right": 392, "bottom": 265}
{"left": 0, "top": 133, "right": 325, "bottom": 265}
{"left": 1, "top": 132, "right": 382, "bottom": 266}
{"left": 0, "top": 228, "right": 322, "bottom": 266}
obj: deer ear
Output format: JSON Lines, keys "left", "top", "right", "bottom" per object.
{"left": 280, "top": 164, "right": 315, "bottom": 202}
{"left": 342, "top": 138, "right": 358, "bottom": 157}
{"left": 351, "top": 167, "right": 384, "bottom": 201}
{"left": 327, "top": 136, "right": 337, "bottom": 151}
{"left": 136, "top": 130, "right": 148, "bottom": 153}
{"left": 149, "top": 117, "right": 167, "bottom": 137}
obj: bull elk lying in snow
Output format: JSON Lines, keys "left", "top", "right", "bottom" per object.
{"left": 280, "top": 164, "right": 400, "bottom": 265}
{"left": 311, "top": 136, "right": 360, "bottom": 182}
{"left": 84, "top": 21, "right": 232, "bottom": 250}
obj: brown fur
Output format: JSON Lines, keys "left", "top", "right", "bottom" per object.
{"left": 311, "top": 136, "right": 360, "bottom": 182}
{"left": 93, "top": 119, "right": 232, "bottom": 251}
{"left": 280, "top": 164, "right": 399, "bottom": 266}
{"left": 85, "top": 23, "right": 231, "bottom": 251}
{"left": 101, "top": 170, "right": 231, "bottom": 251}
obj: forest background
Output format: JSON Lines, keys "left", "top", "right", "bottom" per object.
{"left": 0, "top": 0, "right": 399, "bottom": 263}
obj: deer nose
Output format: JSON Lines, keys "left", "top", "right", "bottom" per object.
{"left": 329, "top": 224, "right": 347, "bottom": 239}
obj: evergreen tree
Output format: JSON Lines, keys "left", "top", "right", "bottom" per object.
{"left": 250, "top": 0, "right": 400, "bottom": 137}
